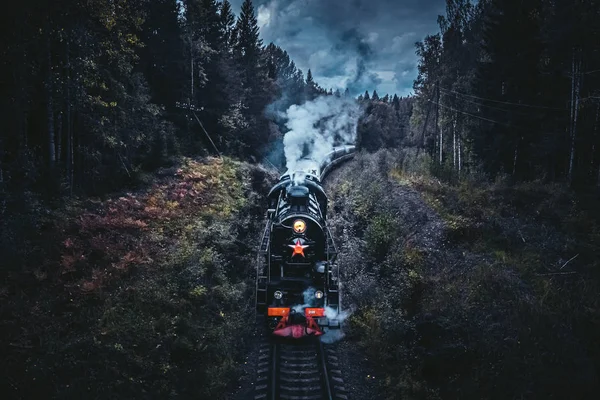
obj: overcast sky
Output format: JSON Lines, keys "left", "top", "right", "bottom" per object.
{"left": 227, "top": 0, "right": 446, "bottom": 97}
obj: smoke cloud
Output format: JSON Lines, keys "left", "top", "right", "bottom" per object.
{"left": 282, "top": 95, "right": 362, "bottom": 172}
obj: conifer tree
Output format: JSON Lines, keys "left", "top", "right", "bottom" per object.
{"left": 219, "top": 0, "right": 236, "bottom": 50}
{"left": 392, "top": 94, "right": 400, "bottom": 110}
{"left": 234, "top": 0, "right": 263, "bottom": 84}
{"left": 306, "top": 69, "right": 315, "bottom": 86}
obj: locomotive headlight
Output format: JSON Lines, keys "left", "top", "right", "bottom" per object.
{"left": 293, "top": 219, "right": 306, "bottom": 234}
{"left": 274, "top": 290, "right": 283, "bottom": 300}
{"left": 315, "top": 290, "right": 323, "bottom": 299}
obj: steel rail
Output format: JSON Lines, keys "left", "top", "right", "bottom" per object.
{"left": 317, "top": 339, "right": 334, "bottom": 400}
{"left": 265, "top": 339, "right": 334, "bottom": 400}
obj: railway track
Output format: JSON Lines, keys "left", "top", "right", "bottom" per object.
{"left": 253, "top": 335, "right": 348, "bottom": 400}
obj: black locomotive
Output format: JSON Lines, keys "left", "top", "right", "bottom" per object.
{"left": 255, "top": 146, "right": 355, "bottom": 338}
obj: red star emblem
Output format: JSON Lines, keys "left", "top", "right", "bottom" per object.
{"left": 288, "top": 239, "right": 309, "bottom": 257}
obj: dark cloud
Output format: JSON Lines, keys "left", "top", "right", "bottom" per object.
{"left": 333, "top": 28, "right": 381, "bottom": 93}
{"left": 337, "top": 28, "right": 373, "bottom": 59}
{"left": 226, "top": 0, "right": 446, "bottom": 96}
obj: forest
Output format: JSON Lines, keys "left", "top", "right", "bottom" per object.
{"left": 1, "top": 0, "right": 600, "bottom": 399}
{"left": 411, "top": 0, "right": 600, "bottom": 187}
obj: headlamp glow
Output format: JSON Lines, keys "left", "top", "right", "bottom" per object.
{"left": 293, "top": 219, "right": 306, "bottom": 234}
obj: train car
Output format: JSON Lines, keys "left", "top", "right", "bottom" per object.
{"left": 255, "top": 146, "right": 355, "bottom": 338}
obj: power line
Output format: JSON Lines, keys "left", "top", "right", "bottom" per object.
{"left": 440, "top": 87, "right": 566, "bottom": 111}
{"left": 263, "top": 157, "right": 282, "bottom": 174}
{"left": 191, "top": 111, "right": 222, "bottom": 159}
{"left": 427, "top": 99, "right": 527, "bottom": 130}
{"left": 441, "top": 91, "right": 535, "bottom": 116}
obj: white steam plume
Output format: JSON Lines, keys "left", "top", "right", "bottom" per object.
{"left": 282, "top": 95, "right": 362, "bottom": 172}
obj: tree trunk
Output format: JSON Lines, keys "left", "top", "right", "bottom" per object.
{"left": 591, "top": 101, "right": 599, "bottom": 183}
{"left": 189, "top": 33, "right": 194, "bottom": 145}
{"left": 452, "top": 114, "right": 457, "bottom": 170}
{"left": 66, "top": 37, "right": 74, "bottom": 194}
{"left": 420, "top": 98, "right": 432, "bottom": 151}
{"left": 513, "top": 137, "right": 519, "bottom": 176}
{"left": 439, "top": 127, "right": 443, "bottom": 164}
{"left": 13, "top": 66, "right": 24, "bottom": 151}
{"left": 0, "top": 136, "right": 3, "bottom": 183}
{"left": 57, "top": 112, "right": 62, "bottom": 164}
{"left": 458, "top": 133, "right": 462, "bottom": 175}
{"left": 434, "top": 83, "right": 440, "bottom": 160}
{"left": 47, "top": 32, "right": 55, "bottom": 168}
{"left": 190, "top": 34, "right": 194, "bottom": 100}
{"left": 568, "top": 48, "right": 581, "bottom": 185}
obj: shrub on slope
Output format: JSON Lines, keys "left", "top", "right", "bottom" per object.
{"left": 0, "top": 157, "right": 277, "bottom": 399}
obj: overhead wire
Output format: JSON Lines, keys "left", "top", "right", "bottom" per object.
{"left": 439, "top": 87, "right": 566, "bottom": 111}
{"left": 427, "top": 99, "right": 529, "bottom": 131}
{"left": 441, "top": 91, "right": 537, "bottom": 117}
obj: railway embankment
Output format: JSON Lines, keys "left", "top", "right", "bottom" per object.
{"left": 325, "top": 149, "right": 600, "bottom": 399}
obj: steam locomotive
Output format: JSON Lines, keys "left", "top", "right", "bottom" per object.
{"left": 255, "top": 146, "right": 355, "bottom": 338}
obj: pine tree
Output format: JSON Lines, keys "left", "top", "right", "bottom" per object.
{"left": 372, "top": 90, "right": 380, "bottom": 101}
{"left": 219, "top": 0, "right": 236, "bottom": 50}
{"left": 232, "top": 0, "right": 271, "bottom": 156}
{"left": 392, "top": 94, "right": 400, "bottom": 110}
{"left": 364, "top": 90, "right": 370, "bottom": 100}
{"left": 234, "top": 0, "right": 263, "bottom": 85}
{"left": 306, "top": 69, "right": 315, "bottom": 86}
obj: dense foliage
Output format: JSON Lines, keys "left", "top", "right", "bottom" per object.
{"left": 410, "top": 0, "right": 600, "bottom": 187}
{"left": 356, "top": 93, "right": 414, "bottom": 151}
